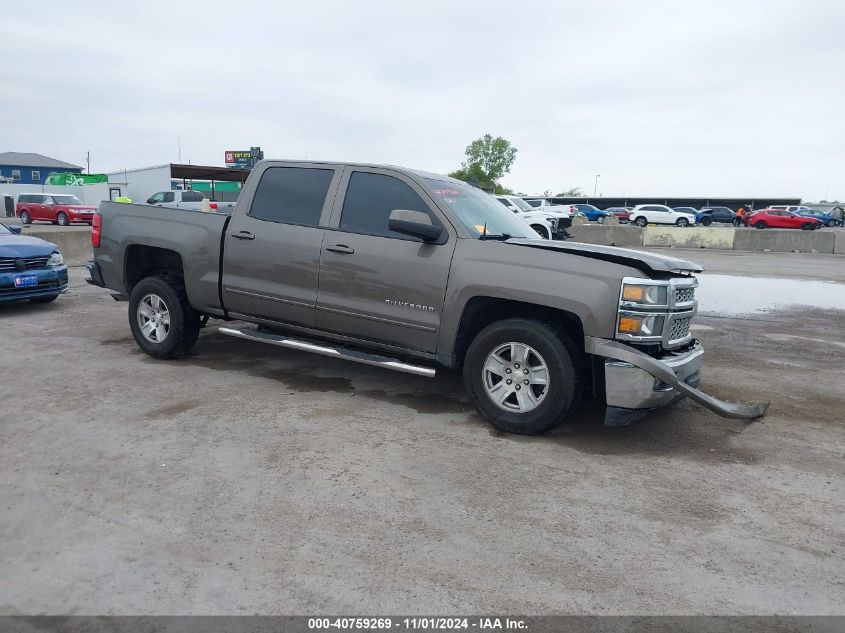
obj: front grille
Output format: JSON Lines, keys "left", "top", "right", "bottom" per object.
{"left": 675, "top": 287, "right": 695, "bottom": 303}
{"left": 0, "top": 279, "right": 62, "bottom": 298}
{"left": 668, "top": 316, "right": 692, "bottom": 341}
{"left": 0, "top": 256, "right": 49, "bottom": 272}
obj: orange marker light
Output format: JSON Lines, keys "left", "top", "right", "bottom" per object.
{"left": 622, "top": 286, "right": 645, "bottom": 302}
{"left": 618, "top": 316, "right": 642, "bottom": 333}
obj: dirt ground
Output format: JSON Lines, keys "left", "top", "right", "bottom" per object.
{"left": 0, "top": 251, "right": 843, "bottom": 615}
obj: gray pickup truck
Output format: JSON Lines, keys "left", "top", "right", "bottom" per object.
{"left": 87, "top": 159, "right": 767, "bottom": 433}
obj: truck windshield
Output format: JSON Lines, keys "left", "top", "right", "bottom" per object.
{"left": 52, "top": 195, "right": 84, "bottom": 205}
{"left": 424, "top": 179, "right": 537, "bottom": 238}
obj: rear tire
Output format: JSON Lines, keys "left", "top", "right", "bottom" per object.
{"left": 19, "top": 210, "right": 31, "bottom": 224}
{"left": 128, "top": 275, "right": 201, "bottom": 359}
{"left": 634, "top": 216, "right": 647, "bottom": 227}
{"left": 755, "top": 221, "right": 767, "bottom": 229}
{"left": 463, "top": 318, "right": 582, "bottom": 435}
{"left": 57, "top": 212, "right": 69, "bottom": 226}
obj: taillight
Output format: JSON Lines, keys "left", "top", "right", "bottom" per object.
{"left": 92, "top": 213, "right": 102, "bottom": 248}
{"left": 209, "top": 202, "right": 218, "bottom": 211}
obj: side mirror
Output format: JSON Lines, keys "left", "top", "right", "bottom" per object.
{"left": 9, "top": 225, "right": 22, "bottom": 235}
{"left": 146, "top": 198, "right": 155, "bottom": 204}
{"left": 388, "top": 209, "right": 443, "bottom": 243}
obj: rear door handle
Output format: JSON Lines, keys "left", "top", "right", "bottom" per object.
{"left": 232, "top": 231, "right": 255, "bottom": 240}
{"left": 326, "top": 244, "right": 354, "bottom": 254}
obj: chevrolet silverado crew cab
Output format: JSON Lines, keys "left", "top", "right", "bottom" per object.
{"left": 87, "top": 160, "right": 767, "bottom": 433}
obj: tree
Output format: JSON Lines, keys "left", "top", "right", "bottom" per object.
{"left": 464, "top": 134, "right": 517, "bottom": 185}
{"left": 449, "top": 134, "right": 517, "bottom": 192}
{"left": 555, "top": 186, "right": 584, "bottom": 197}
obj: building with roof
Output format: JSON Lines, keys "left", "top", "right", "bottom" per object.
{"left": 0, "top": 152, "right": 83, "bottom": 185}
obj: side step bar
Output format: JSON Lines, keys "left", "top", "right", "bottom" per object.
{"left": 217, "top": 326, "right": 436, "bottom": 378}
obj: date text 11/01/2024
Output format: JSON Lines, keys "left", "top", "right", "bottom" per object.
{"left": 307, "top": 618, "right": 527, "bottom": 630}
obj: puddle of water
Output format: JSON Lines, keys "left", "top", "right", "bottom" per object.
{"left": 696, "top": 274, "right": 845, "bottom": 315}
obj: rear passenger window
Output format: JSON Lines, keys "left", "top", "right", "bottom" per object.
{"left": 182, "top": 191, "right": 203, "bottom": 202}
{"left": 340, "top": 172, "right": 434, "bottom": 239}
{"left": 163, "top": 192, "right": 175, "bottom": 203}
{"left": 250, "top": 167, "right": 334, "bottom": 226}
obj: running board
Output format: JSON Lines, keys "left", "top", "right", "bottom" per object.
{"left": 217, "top": 326, "right": 436, "bottom": 378}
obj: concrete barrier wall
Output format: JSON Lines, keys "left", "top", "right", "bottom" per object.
{"left": 733, "top": 229, "right": 836, "bottom": 253}
{"left": 566, "top": 222, "right": 842, "bottom": 254}
{"left": 643, "top": 226, "right": 735, "bottom": 249}
{"left": 569, "top": 224, "right": 644, "bottom": 246}
{"left": 21, "top": 227, "right": 92, "bottom": 265}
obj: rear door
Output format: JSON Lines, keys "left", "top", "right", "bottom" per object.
{"left": 315, "top": 168, "right": 456, "bottom": 353}
{"left": 222, "top": 163, "right": 342, "bottom": 327}
{"left": 37, "top": 195, "right": 53, "bottom": 221}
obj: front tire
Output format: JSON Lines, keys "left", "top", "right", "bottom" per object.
{"left": 530, "top": 224, "right": 551, "bottom": 239}
{"left": 801, "top": 223, "right": 814, "bottom": 231}
{"left": 463, "top": 318, "right": 582, "bottom": 435}
{"left": 755, "top": 221, "right": 767, "bottom": 229}
{"left": 700, "top": 216, "right": 713, "bottom": 226}
{"left": 57, "top": 212, "right": 69, "bottom": 226}
{"left": 596, "top": 215, "right": 605, "bottom": 224}
{"left": 676, "top": 217, "right": 690, "bottom": 227}
{"left": 633, "top": 216, "right": 648, "bottom": 227}
{"left": 128, "top": 275, "right": 201, "bottom": 359}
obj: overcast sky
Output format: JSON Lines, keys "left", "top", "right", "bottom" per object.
{"left": 3, "top": 1, "right": 843, "bottom": 200}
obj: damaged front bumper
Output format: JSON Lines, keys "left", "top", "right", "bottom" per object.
{"left": 585, "top": 337, "right": 769, "bottom": 427}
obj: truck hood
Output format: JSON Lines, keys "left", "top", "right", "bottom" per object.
{"left": 0, "top": 234, "right": 58, "bottom": 258}
{"left": 505, "top": 239, "right": 704, "bottom": 275}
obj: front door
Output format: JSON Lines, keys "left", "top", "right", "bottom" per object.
{"left": 222, "top": 163, "right": 342, "bottom": 327}
{"left": 316, "top": 168, "right": 456, "bottom": 353}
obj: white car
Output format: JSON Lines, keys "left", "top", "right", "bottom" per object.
{"left": 769, "top": 205, "right": 813, "bottom": 214}
{"left": 628, "top": 204, "right": 696, "bottom": 227}
{"left": 525, "top": 198, "right": 574, "bottom": 218}
{"left": 494, "top": 195, "right": 560, "bottom": 239}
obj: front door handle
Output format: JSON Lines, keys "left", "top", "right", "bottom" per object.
{"left": 326, "top": 244, "right": 354, "bottom": 254}
{"left": 232, "top": 231, "right": 255, "bottom": 240}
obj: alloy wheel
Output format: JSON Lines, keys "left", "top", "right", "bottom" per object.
{"left": 482, "top": 342, "right": 550, "bottom": 413}
{"left": 137, "top": 293, "right": 171, "bottom": 343}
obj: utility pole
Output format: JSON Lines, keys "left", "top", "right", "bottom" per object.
{"left": 86, "top": 151, "right": 90, "bottom": 174}
{"left": 178, "top": 138, "right": 182, "bottom": 163}
{"left": 593, "top": 174, "right": 601, "bottom": 198}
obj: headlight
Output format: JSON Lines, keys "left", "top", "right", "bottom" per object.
{"left": 47, "top": 251, "right": 64, "bottom": 267}
{"left": 618, "top": 313, "right": 666, "bottom": 337}
{"left": 620, "top": 282, "right": 668, "bottom": 307}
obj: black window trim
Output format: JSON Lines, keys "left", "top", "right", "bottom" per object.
{"left": 330, "top": 167, "right": 450, "bottom": 245}
{"left": 246, "top": 165, "right": 338, "bottom": 229}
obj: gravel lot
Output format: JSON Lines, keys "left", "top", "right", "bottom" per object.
{"left": 1, "top": 251, "right": 843, "bottom": 615}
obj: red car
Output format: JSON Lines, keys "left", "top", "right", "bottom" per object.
{"left": 604, "top": 206, "right": 631, "bottom": 223}
{"left": 16, "top": 193, "right": 97, "bottom": 226}
{"left": 744, "top": 208, "right": 823, "bottom": 230}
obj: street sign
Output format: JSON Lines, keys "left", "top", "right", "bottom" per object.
{"left": 225, "top": 147, "right": 264, "bottom": 169}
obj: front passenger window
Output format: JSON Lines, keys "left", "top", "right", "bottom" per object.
{"left": 340, "top": 172, "right": 436, "bottom": 239}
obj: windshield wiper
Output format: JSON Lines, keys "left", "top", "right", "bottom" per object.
{"left": 478, "top": 233, "right": 511, "bottom": 241}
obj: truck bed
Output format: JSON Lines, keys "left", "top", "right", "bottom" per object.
{"left": 95, "top": 201, "right": 229, "bottom": 313}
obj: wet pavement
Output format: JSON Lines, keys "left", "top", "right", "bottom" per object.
{"left": 696, "top": 274, "right": 845, "bottom": 315}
